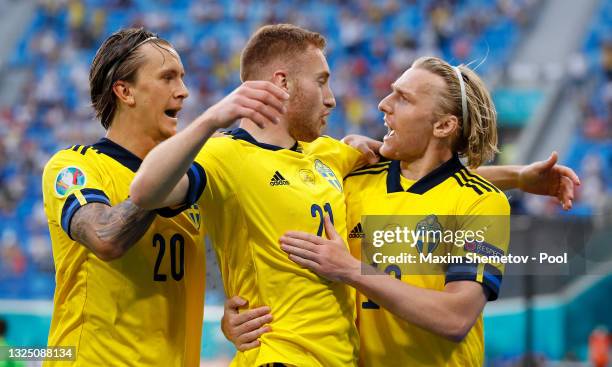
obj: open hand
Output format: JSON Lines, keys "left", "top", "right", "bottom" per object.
{"left": 280, "top": 216, "right": 360, "bottom": 282}
{"left": 519, "top": 151, "right": 580, "bottom": 210}
{"left": 204, "top": 81, "right": 289, "bottom": 130}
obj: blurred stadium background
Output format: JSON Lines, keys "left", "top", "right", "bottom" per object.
{"left": 0, "top": 0, "right": 610, "bottom": 365}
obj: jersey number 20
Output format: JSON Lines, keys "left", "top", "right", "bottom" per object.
{"left": 153, "top": 233, "right": 185, "bottom": 281}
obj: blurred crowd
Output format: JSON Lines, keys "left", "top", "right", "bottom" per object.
{"left": 2, "top": 0, "right": 610, "bottom": 296}
{"left": 0, "top": 2, "right": 611, "bottom": 365}
{"left": 0, "top": 0, "right": 540, "bottom": 295}
{"left": 563, "top": 0, "right": 612, "bottom": 217}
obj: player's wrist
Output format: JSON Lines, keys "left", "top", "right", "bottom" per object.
{"left": 516, "top": 165, "right": 530, "bottom": 191}
{"left": 338, "top": 257, "right": 362, "bottom": 284}
{"left": 196, "top": 107, "right": 225, "bottom": 132}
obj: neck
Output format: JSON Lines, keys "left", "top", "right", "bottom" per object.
{"left": 105, "top": 115, "right": 159, "bottom": 160}
{"left": 239, "top": 118, "right": 296, "bottom": 148}
{"left": 400, "top": 147, "right": 453, "bottom": 181}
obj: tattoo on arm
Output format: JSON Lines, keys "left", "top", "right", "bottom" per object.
{"left": 71, "top": 199, "right": 157, "bottom": 259}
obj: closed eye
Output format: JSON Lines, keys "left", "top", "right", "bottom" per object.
{"left": 398, "top": 92, "right": 413, "bottom": 103}
{"left": 161, "top": 69, "right": 181, "bottom": 81}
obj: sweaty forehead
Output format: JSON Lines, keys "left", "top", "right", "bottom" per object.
{"left": 294, "top": 46, "right": 330, "bottom": 75}
{"left": 138, "top": 42, "right": 183, "bottom": 70}
{"left": 395, "top": 68, "right": 446, "bottom": 97}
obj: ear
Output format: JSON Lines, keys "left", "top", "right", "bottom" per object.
{"left": 433, "top": 114, "right": 459, "bottom": 139}
{"left": 272, "top": 70, "right": 288, "bottom": 91}
{"left": 112, "top": 80, "right": 135, "bottom": 106}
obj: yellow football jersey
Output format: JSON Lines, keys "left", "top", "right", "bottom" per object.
{"left": 344, "top": 156, "right": 510, "bottom": 367}
{"left": 41, "top": 138, "right": 206, "bottom": 367}
{"left": 190, "top": 129, "right": 362, "bottom": 367}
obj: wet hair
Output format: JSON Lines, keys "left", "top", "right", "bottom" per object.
{"left": 412, "top": 56, "right": 498, "bottom": 168}
{"left": 89, "top": 27, "right": 172, "bottom": 129}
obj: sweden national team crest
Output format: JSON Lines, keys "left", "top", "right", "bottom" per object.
{"left": 55, "top": 166, "right": 86, "bottom": 197}
{"left": 186, "top": 204, "right": 201, "bottom": 230}
{"left": 415, "top": 215, "right": 442, "bottom": 255}
{"left": 314, "top": 159, "right": 342, "bottom": 192}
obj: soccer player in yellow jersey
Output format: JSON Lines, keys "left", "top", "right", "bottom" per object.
{"left": 131, "top": 24, "right": 578, "bottom": 366}
{"left": 42, "top": 28, "right": 209, "bottom": 366}
{"left": 131, "top": 25, "right": 364, "bottom": 367}
{"left": 277, "top": 56, "right": 574, "bottom": 366}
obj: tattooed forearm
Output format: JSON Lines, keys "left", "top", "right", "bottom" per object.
{"left": 95, "top": 199, "right": 157, "bottom": 249}
{"left": 70, "top": 199, "right": 157, "bottom": 260}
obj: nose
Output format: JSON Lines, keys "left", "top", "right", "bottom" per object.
{"left": 378, "top": 94, "right": 392, "bottom": 114}
{"left": 323, "top": 85, "right": 336, "bottom": 109}
{"left": 176, "top": 79, "right": 189, "bottom": 100}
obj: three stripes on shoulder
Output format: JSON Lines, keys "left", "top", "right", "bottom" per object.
{"left": 452, "top": 169, "right": 500, "bottom": 196}
{"left": 344, "top": 160, "right": 500, "bottom": 196}
{"left": 67, "top": 145, "right": 92, "bottom": 155}
{"left": 67, "top": 144, "right": 104, "bottom": 156}
{"left": 345, "top": 161, "right": 391, "bottom": 178}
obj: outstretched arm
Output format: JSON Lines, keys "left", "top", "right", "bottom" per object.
{"left": 340, "top": 137, "right": 580, "bottom": 210}
{"left": 70, "top": 199, "right": 156, "bottom": 261}
{"left": 475, "top": 152, "right": 580, "bottom": 210}
{"left": 130, "top": 81, "right": 289, "bottom": 210}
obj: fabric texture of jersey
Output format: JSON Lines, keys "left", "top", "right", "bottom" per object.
{"left": 41, "top": 138, "right": 206, "bottom": 367}
{"left": 344, "top": 155, "right": 510, "bottom": 367}
{"left": 190, "top": 129, "right": 362, "bottom": 367}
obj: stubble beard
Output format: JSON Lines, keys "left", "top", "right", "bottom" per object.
{"left": 286, "top": 83, "right": 323, "bottom": 143}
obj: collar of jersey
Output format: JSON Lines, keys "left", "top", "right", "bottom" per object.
{"left": 225, "top": 128, "right": 300, "bottom": 152}
{"left": 92, "top": 137, "right": 142, "bottom": 172}
{"left": 387, "top": 153, "right": 464, "bottom": 194}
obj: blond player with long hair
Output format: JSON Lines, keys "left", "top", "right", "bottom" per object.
{"left": 278, "top": 56, "right": 535, "bottom": 366}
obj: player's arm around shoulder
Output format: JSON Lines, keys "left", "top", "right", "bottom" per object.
{"left": 42, "top": 149, "right": 156, "bottom": 261}
{"left": 130, "top": 80, "right": 289, "bottom": 210}
{"left": 306, "top": 134, "right": 381, "bottom": 179}
{"left": 340, "top": 134, "right": 383, "bottom": 168}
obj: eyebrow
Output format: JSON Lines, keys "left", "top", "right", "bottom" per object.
{"left": 317, "top": 71, "right": 330, "bottom": 79}
{"left": 391, "top": 83, "right": 414, "bottom": 98}
{"left": 159, "top": 67, "right": 185, "bottom": 77}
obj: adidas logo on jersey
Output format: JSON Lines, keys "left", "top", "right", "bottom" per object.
{"left": 349, "top": 223, "right": 365, "bottom": 238}
{"left": 270, "top": 171, "right": 290, "bottom": 186}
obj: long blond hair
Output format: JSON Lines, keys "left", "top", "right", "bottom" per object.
{"left": 412, "top": 56, "right": 498, "bottom": 168}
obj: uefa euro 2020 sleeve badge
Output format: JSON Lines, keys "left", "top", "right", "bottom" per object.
{"left": 55, "top": 166, "right": 86, "bottom": 197}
